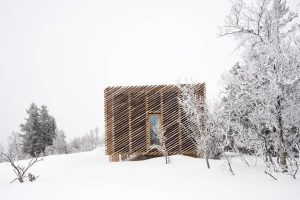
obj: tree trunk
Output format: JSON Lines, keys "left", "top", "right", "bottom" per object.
{"left": 206, "top": 157, "right": 210, "bottom": 169}
{"left": 263, "top": 137, "right": 268, "bottom": 162}
{"left": 205, "top": 151, "right": 210, "bottom": 169}
{"left": 277, "top": 97, "right": 287, "bottom": 171}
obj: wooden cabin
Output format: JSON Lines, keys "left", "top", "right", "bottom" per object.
{"left": 104, "top": 83, "right": 205, "bottom": 162}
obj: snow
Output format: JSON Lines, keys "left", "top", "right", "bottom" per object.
{"left": 0, "top": 147, "right": 299, "bottom": 200}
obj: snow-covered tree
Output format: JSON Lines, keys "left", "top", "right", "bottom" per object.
{"left": 148, "top": 120, "right": 169, "bottom": 164}
{"left": 20, "top": 103, "right": 41, "bottom": 157}
{"left": 67, "top": 128, "right": 101, "bottom": 153}
{"left": 20, "top": 103, "right": 57, "bottom": 157}
{"left": 7, "top": 132, "right": 24, "bottom": 160}
{"left": 87, "top": 129, "right": 99, "bottom": 150}
{"left": 178, "top": 83, "right": 212, "bottom": 169}
{"left": 53, "top": 129, "right": 68, "bottom": 154}
{"left": 220, "top": 0, "right": 300, "bottom": 175}
{"left": 68, "top": 137, "right": 82, "bottom": 153}
{"left": 45, "top": 129, "right": 68, "bottom": 155}
{"left": 210, "top": 100, "right": 237, "bottom": 174}
{"left": 39, "top": 105, "right": 57, "bottom": 149}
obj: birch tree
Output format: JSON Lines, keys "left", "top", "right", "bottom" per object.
{"left": 178, "top": 84, "right": 212, "bottom": 169}
{"left": 220, "top": 0, "right": 300, "bottom": 174}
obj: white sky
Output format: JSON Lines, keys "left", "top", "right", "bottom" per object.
{"left": 0, "top": 0, "right": 299, "bottom": 142}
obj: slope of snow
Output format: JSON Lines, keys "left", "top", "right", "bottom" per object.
{"left": 0, "top": 147, "right": 299, "bottom": 200}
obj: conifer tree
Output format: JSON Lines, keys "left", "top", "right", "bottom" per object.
{"left": 20, "top": 103, "right": 57, "bottom": 156}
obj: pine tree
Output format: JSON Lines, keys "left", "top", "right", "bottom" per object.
{"left": 20, "top": 103, "right": 41, "bottom": 156}
{"left": 39, "top": 105, "right": 57, "bottom": 149}
{"left": 20, "top": 103, "right": 57, "bottom": 157}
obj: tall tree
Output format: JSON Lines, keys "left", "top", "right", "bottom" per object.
{"left": 220, "top": 0, "right": 300, "bottom": 173}
{"left": 39, "top": 105, "right": 57, "bottom": 148}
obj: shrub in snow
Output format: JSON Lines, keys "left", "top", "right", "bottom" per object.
{"left": 28, "top": 173, "right": 38, "bottom": 182}
{"left": 0, "top": 152, "right": 42, "bottom": 183}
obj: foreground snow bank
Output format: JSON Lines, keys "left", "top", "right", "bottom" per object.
{"left": 0, "top": 147, "right": 299, "bottom": 200}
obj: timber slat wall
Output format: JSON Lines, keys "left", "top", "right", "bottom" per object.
{"left": 104, "top": 83, "right": 205, "bottom": 161}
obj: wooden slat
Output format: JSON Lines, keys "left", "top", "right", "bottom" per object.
{"left": 104, "top": 83, "right": 205, "bottom": 161}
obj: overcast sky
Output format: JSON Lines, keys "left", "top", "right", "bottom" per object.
{"left": 0, "top": 0, "right": 299, "bottom": 143}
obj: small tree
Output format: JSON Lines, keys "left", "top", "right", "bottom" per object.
{"left": 148, "top": 121, "right": 169, "bottom": 164}
{"left": 7, "top": 132, "right": 24, "bottom": 160}
{"left": 178, "top": 83, "right": 211, "bottom": 169}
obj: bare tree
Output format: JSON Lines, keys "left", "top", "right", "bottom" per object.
{"left": 0, "top": 143, "right": 5, "bottom": 163}
{"left": 148, "top": 121, "right": 169, "bottom": 164}
{"left": 211, "top": 101, "right": 236, "bottom": 175}
{"left": 178, "top": 83, "right": 211, "bottom": 169}
{"left": 0, "top": 152, "right": 42, "bottom": 183}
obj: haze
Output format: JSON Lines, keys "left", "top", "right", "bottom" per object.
{"left": 0, "top": 0, "right": 299, "bottom": 142}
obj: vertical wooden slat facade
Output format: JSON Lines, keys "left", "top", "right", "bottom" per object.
{"left": 104, "top": 83, "right": 205, "bottom": 161}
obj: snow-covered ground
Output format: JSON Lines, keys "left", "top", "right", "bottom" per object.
{"left": 0, "top": 147, "right": 299, "bottom": 200}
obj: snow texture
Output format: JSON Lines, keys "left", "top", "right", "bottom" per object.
{"left": 0, "top": 147, "right": 299, "bottom": 200}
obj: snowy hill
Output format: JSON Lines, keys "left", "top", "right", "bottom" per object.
{"left": 0, "top": 147, "right": 299, "bottom": 200}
